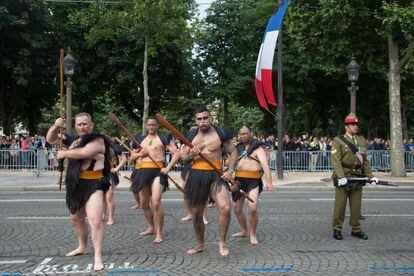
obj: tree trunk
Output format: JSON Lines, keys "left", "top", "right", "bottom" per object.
{"left": 142, "top": 31, "right": 149, "bottom": 135}
{"left": 388, "top": 34, "right": 406, "bottom": 177}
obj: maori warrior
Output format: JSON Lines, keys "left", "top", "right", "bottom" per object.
{"left": 46, "top": 113, "right": 111, "bottom": 271}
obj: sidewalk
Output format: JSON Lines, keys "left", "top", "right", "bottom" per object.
{"left": 0, "top": 170, "right": 413, "bottom": 192}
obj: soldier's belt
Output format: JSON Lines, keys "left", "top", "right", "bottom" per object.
{"left": 235, "top": 170, "right": 261, "bottom": 179}
{"left": 135, "top": 162, "right": 164, "bottom": 169}
{"left": 80, "top": 170, "right": 104, "bottom": 179}
{"left": 191, "top": 161, "right": 222, "bottom": 171}
{"left": 342, "top": 162, "right": 361, "bottom": 170}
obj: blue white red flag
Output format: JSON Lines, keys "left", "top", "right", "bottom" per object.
{"left": 255, "top": 0, "right": 290, "bottom": 110}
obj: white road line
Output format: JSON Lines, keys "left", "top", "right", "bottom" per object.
{"left": 162, "top": 198, "right": 184, "bottom": 202}
{"left": 0, "top": 199, "right": 64, "bottom": 202}
{"left": 309, "top": 198, "right": 414, "bottom": 201}
{"left": 0, "top": 260, "right": 27, "bottom": 264}
{"left": 32, "top": 257, "right": 53, "bottom": 274}
{"left": 7, "top": 217, "right": 68, "bottom": 220}
{"left": 361, "top": 214, "right": 414, "bottom": 217}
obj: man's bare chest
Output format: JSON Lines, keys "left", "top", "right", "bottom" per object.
{"left": 141, "top": 136, "right": 164, "bottom": 152}
{"left": 192, "top": 132, "right": 221, "bottom": 152}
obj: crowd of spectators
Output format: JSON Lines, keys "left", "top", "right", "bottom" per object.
{"left": 0, "top": 134, "right": 54, "bottom": 169}
{"left": 0, "top": 133, "right": 413, "bottom": 171}
{"left": 258, "top": 134, "right": 414, "bottom": 153}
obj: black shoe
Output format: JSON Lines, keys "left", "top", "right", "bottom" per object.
{"left": 360, "top": 215, "right": 365, "bottom": 220}
{"left": 351, "top": 231, "right": 368, "bottom": 240}
{"left": 333, "top": 230, "right": 343, "bottom": 240}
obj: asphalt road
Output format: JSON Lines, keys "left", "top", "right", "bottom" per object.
{"left": 0, "top": 189, "right": 413, "bottom": 275}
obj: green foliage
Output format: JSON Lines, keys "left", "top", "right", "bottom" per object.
{"left": 1, "top": 0, "right": 413, "bottom": 139}
{"left": 0, "top": 0, "right": 56, "bottom": 135}
{"left": 198, "top": 0, "right": 413, "bottom": 138}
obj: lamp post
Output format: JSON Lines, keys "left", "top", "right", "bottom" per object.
{"left": 63, "top": 48, "right": 75, "bottom": 133}
{"left": 347, "top": 57, "right": 360, "bottom": 114}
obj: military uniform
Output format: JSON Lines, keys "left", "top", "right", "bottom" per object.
{"left": 331, "top": 114, "right": 374, "bottom": 239}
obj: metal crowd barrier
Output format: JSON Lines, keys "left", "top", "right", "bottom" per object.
{"left": 267, "top": 150, "right": 414, "bottom": 172}
{"left": 1, "top": 149, "right": 413, "bottom": 176}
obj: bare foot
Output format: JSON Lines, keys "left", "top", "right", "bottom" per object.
{"left": 219, "top": 242, "right": 229, "bottom": 256}
{"left": 139, "top": 228, "right": 155, "bottom": 236}
{"left": 65, "top": 247, "right": 88, "bottom": 257}
{"left": 154, "top": 234, "right": 164, "bottom": 244}
{"left": 187, "top": 245, "right": 205, "bottom": 255}
{"left": 101, "top": 215, "right": 106, "bottom": 222}
{"left": 130, "top": 204, "right": 140, "bottom": 209}
{"left": 207, "top": 203, "right": 215, "bottom": 208}
{"left": 203, "top": 217, "right": 208, "bottom": 225}
{"left": 232, "top": 231, "right": 248, "bottom": 237}
{"left": 94, "top": 260, "right": 104, "bottom": 271}
{"left": 181, "top": 214, "right": 193, "bottom": 221}
{"left": 250, "top": 234, "right": 259, "bottom": 245}
{"left": 106, "top": 219, "right": 114, "bottom": 226}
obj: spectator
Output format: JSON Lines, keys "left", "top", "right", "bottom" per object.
{"left": 9, "top": 139, "right": 20, "bottom": 169}
{"left": 373, "top": 138, "right": 384, "bottom": 150}
{"left": 404, "top": 138, "right": 414, "bottom": 153}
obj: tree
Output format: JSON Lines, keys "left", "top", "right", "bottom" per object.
{"left": 381, "top": 0, "right": 414, "bottom": 177}
{"left": 0, "top": 0, "right": 55, "bottom": 135}
{"left": 69, "top": 0, "right": 198, "bottom": 133}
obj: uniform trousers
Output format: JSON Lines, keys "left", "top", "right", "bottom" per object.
{"left": 332, "top": 186, "right": 362, "bottom": 232}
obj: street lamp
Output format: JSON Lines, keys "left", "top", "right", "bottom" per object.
{"left": 63, "top": 48, "right": 76, "bottom": 133}
{"left": 347, "top": 57, "right": 360, "bottom": 114}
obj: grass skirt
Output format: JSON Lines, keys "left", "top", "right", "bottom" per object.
{"left": 185, "top": 169, "right": 229, "bottom": 208}
{"left": 130, "top": 168, "right": 168, "bottom": 194}
{"left": 232, "top": 177, "right": 263, "bottom": 202}
{"left": 66, "top": 178, "right": 110, "bottom": 214}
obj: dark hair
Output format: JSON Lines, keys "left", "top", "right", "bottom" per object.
{"left": 239, "top": 125, "right": 252, "bottom": 132}
{"left": 194, "top": 106, "right": 209, "bottom": 115}
{"left": 147, "top": 117, "right": 157, "bottom": 124}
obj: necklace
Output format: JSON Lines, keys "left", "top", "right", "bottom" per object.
{"left": 149, "top": 140, "right": 153, "bottom": 146}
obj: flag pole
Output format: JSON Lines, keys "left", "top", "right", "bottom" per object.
{"left": 276, "top": 0, "right": 284, "bottom": 180}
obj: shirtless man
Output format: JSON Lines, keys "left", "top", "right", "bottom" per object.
{"left": 129, "top": 118, "right": 180, "bottom": 243}
{"left": 180, "top": 106, "right": 237, "bottom": 256}
{"left": 46, "top": 113, "right": 111, "bottom": 271}
{"left": 181, "top": 124, "right": 208, "bottom": 224}
{"left": 232, "top": 126, "right": 275, "bottom": 245}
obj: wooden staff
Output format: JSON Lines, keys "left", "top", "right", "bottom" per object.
{"left": 115, "top": 137, "right": 133, "bottom": 152}
{"left": 155, "top": 114, "right": 254, "bottom": 203}
{"left": 109, "top": 113, "right": 185, "bottom": 194}
{"left": 58, "top": 49, "right": 64, "bottom": 191}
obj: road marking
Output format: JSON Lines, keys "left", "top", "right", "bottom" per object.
{"left": 0, "top": 199, "right": 64, "bottom": 202}
{"left": 309, "top": 198, "right": 414, "bottom": 201}
{"left": 162, "top": 198, "right": 183, "bottom": 202}
{"left": 7, "top": 217, "right": 68, "bottom": 220}
{"left": 0, "top": 260, "right": 27, "bottom": 264}
{"left": 32, "top": 257, "right": 53, "bottom": 274}
{"left": 369, "top": 266, "right": 414, "bottom": 271}
{"left": 242, "top": 267, "right": 292, "bottom": 272}
{"left": 107, "top": 269, "right": 161, "bottom": 275}
{"left": 361, "top": 214, "right": 414, "bottom": 217}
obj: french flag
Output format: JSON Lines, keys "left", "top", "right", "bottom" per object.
{"left": 255, "top": 0, "right": 290, "bottom": 110}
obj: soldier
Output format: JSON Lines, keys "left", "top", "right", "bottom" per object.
{"left": 331, "top": 113, "right": 378, "bottom": 240}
